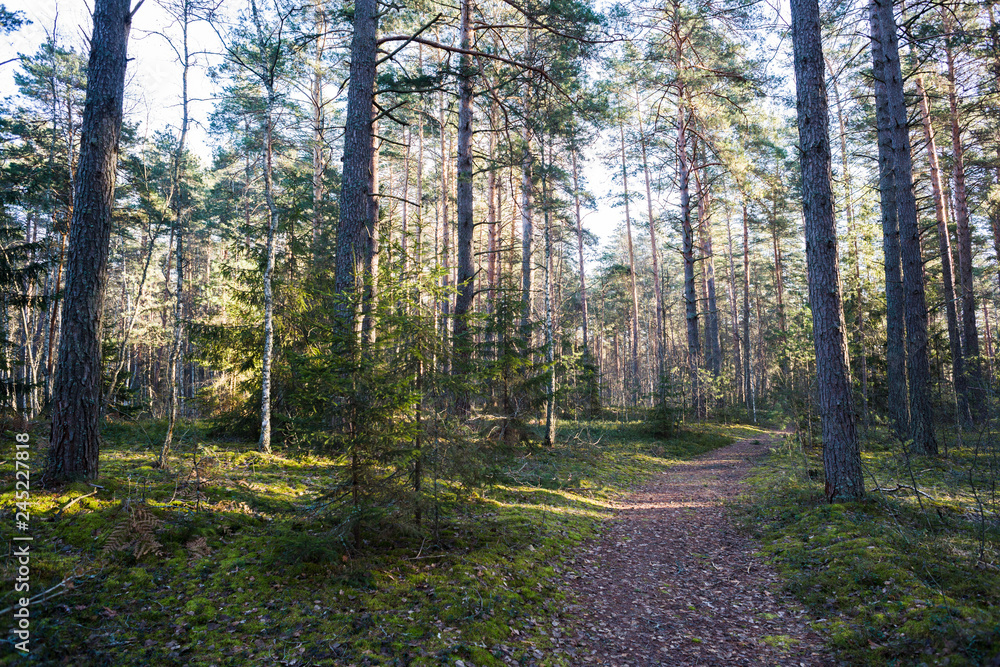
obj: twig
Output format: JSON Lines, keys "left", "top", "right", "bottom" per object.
{"left": 869, "top": 484, "right": 935, "bottom": 500}
{"left": 54, "top": 486, "right": 102, "bottom": 517}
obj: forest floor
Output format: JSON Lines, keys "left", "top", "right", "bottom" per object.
{"left": 3, "top": 418, "right": 998, "bottom": 666}
{"left": 561, "top": 433, "right": 833, "bottom": 666}
{"left": 736, "top": 427, "right": 1000, "bottom": 667}
{"left": 0, "top": 416, "right": 760, "bottom": 666}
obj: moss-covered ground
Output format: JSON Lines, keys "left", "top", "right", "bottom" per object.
{"left": 733, "top": 427, "right": 1000, "bottom": 667}
{"left": 1, "top": 417, "right": 762, "bottom": 666}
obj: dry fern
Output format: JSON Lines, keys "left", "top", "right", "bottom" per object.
{"left": 102, "top": 500, "right": 164, "bottom": 559}
{"left": 185, "top": 536, "right": 211, "bottom": 560}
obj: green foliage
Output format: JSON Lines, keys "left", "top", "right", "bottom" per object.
{"left": 0, "top": 4, "right": 28, "bottom": 33}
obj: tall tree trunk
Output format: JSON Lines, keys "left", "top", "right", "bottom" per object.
{"left": 311, "top": 3, "right": 327, "bottom": 260}
{"left": 635, "top": 93, "right": 665, "bottom": 376}
{"left": 542, "top": 135, "right": 556, "bottom": 445}
{"left": 742, "top": 202, "right": 752, "bottom": 416}
{"left": 453, "top": 0, "right": 475, "bottom": 415}
{"left": 678, "top": 104, "right": 701, "bottom": 416}
{"left": 870, "top": 0, "right": 909, "bottom": 440}
{"left": 620, "top": 120, "right": 641, "bottom": 406}
{"left": 829, "top": 69, "right": 869, "bottom": 426}
{"left": 988, "top": 7, "right": 1000, "bottom": 299}
{"left": 944, "top": 36, "right": 982, "bottom": 414}
{"left": 162, "top": 0, "right": 193, "bottom": 465}
{"left": 45, "top": 0, "right": 133, "bottom": 483}
{"left": 769, "top": 196, "right": 789, "bottom": 383}
{"left": 520, "top": 126, "right": 533, "bottom": 341}
{"left": 438, "top": 84, "right": 451, "bottom": 372}
{"left": 916, "top": 74, "right": 970, "bottom": 424}
{"left": 700, "top": 185, "right": 721, "bottom": 379}
{"left": 571, "top": 148, "right": 598, "bottom": 414}
{"left": 333, "top": 0, "right": 379, "bottom": 336}
{"left": 485, "top": 129, "right": 498, "bottom": 358}
{"left": 872, "top": 0, "right": 937, "bottom": 455}
{"left": 725, "top": 208, "right": 743, "bottom": 404}
{"left": 361, "top": 123, "right": 380, "bottom": 345}
{"left": 258, "top": 86, "right": 280, "bottom": 454}
{"left": 415, "top": 55, "right": 424, "bottom": 277}
{"left": 790, "top": 0, "right": 864, "bottom": 501}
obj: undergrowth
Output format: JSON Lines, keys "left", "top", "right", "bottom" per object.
{"left": 733, "top": 427, "right": 1000, "bottom": 667}
{"left": 0, "top": 416, "right": 758, "bottom": 666}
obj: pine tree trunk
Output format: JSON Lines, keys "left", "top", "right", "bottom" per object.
{"left": 520, "top": 126, "right": 533, "bottom": 340}
{"left": 829, "top": 70, "right": 869, "bottom": 427}
{"left": 571, "top": 149, "right": 589, "bottom": 355}
{"left": 725, "top": 209, "right": 743, "bottom": 404}
{"left": 870, "top": 0, "right": 910, "bottom": 441}
{"left": 333, "top": 0, "right": 379, "bottom": 335}
{"left": 790, "top": 0, "right": 864, "bottom": 501}
{"left": 45, "top": 0, "right": 133, "bottom": 483}
{"left": 453, "top": 0, "right": 475, "bottom": 415}
{"left": 542, "top": 136, "right": 556, "bottom": 445}
{"left": 311, "top": 4, "right": 327, "bottom": 260}
{"left": 438, "top": 85, "right": 451, "bottom": 371}
{"left": 361, "top": 123, "right": 380, "bottom": 346}
{"left": 678, "top": 105, "right": 701, "bottom": 416}
{"left": 162, "top": 1, "right": 193, "bottom": 465}
{"left": 485, "top": 130, "right": 498, "bottom": 358}
{"left": 620, "top": 120, "right": 641, "bottom": 406}
{"left": 872, "top": 0, "right": 937, "bottom": 455}
{"left": 741, "top": 202, "right": 752, "bottom": 416}
{"left": 916, "top": 74, "right": 970, "bottom": 424}
{"left": 571, "top": 148, "right": 598, "bottom": 414}
{"left": 701, "top": 189, "right": 721, "bottom": 379}
{"left": 944, "top": 38, "right": 982, "bottom": 415}
{"left": 635, "top": 96, "right": 665, "bottom": 377}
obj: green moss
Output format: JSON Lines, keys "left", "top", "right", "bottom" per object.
{"left": 733, "top": 428, "right": 1000, "bottom": 667}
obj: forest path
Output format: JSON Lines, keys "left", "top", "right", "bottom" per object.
{"left": 559, "top": 433, "right": 833, "bottom": 666}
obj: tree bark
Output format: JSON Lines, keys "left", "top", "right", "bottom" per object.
{"left": 741, "top": 202, "right": 752, "bottom": 416}
{"left": 571, "top": 147, "right": 598, "bottom": 414}
{"left": 678, "top": 104, "right": 701, "bottom": 416}
{"left": 453, "top": 0, "right": 475, "bottom": 415}
{"left": 790, "top": 0, "right": 864, "bottom": 501}
{"left": 333, "top": 0, "right": 379, "bottom": 336}
{"left": 45, "top": 0, "right": 133, "bottom": 483}
{"left": 872, "top": 0, "right": 937, "bottom": 455}
{"left": 258, "top": 85, "right": 279, "bottom": 454}
{"left": 869, "top": 4, "right": 910, "bottom": 441}
{"left": 438, "top": 83, "right": 451, "bottom": 370}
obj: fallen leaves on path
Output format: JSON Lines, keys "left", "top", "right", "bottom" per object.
{"left": 561, "top": 435, "right": 834, "bottom": 666}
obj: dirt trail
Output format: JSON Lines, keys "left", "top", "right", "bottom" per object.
{"left": 561, "top": 434, "right": 833, "bottom": 666}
